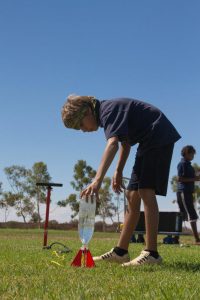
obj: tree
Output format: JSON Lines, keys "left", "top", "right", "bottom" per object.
{"left": 114, "top": 193, "right": 124, "bottom": 231}
{"left": 4, "top": 165, "right": 34, "bottom": 223}
{"left": 29, "top": 212, "right": 41, "bottom": 223}
{"left": 27, "top": 162, "right": 51, "bottom": 228}
{"left": 58, "top": 160, "right": 96, "bottom": 219}
{"left": 171, "top": 175, "right": 178, "bottom": 193}
{"left": 70, "top": 160, "right": 96, "bottom": 192}
{"left": 0, "top": 183, "right": 12, "bottom": 222}
{"left": 58, "top": 194, "right": 79, "bottom": 219}
{"left": 0, "top": 190, "right": 15, "bottom": 222}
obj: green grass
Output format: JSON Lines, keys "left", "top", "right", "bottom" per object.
{"left": 0, "top": 229, "right": 200, "bottom": 300}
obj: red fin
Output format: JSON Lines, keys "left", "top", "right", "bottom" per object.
{"left": 71, "top": 249, "right": 82, "bottom": 267}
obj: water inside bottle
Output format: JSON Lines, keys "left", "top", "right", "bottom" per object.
{"left": 78, "top": 195, "right": 96, "bottom": 246}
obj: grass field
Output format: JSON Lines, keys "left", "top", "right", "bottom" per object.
{"left": 0, "top": 229, "right": 200, "bottom": 300}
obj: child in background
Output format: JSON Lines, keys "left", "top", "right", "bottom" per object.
{"left": 177, "top": 145, "right": 200, "bottom": 245}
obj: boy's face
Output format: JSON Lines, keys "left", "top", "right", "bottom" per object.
{"left": 80, "top": 108, "right": 98, "bottom": 132}
{"left": 184, "top": 151, "right": 195, "bottom": 161}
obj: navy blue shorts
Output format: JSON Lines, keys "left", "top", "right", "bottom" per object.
{"left": 177, "top": 191, "right": 198, "bottom": 222}
{"left": 127, "top": 143, "right": 174, "bottom": 196}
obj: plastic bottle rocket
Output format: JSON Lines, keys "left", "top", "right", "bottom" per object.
{"left": 71, "top": 195, "right": 96, "bottom": 267}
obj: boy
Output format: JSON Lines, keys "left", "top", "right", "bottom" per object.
{"left": 177, "top": 145, "right": 200, "bottom": 244}
{"left": 62, "top": 95, "right": 181, "bottom": 266}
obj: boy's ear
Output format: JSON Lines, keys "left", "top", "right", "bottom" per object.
{"left": 87, "top": 107, "right": 93, "bottom": 116}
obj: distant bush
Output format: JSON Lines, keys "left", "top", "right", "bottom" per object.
{"left": 0, "top": 221, "right": 120, "bottom": 232}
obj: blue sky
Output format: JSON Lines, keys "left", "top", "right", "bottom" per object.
{"left": 0, "top": 0, "right": 200, "bottom": 224}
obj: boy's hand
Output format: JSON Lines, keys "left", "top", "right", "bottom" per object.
{"left": 80, "top": 180, "right": 101, "bottom": 201}
{"left": 112, "top": 170, "right": 125, "bottom": 194}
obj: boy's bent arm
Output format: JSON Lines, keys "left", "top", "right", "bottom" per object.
{"left": 95, "top": 136, "right": 119, "bottom": 182}
{"left": 81, "top": 136, "right": 119, "bottom": 197}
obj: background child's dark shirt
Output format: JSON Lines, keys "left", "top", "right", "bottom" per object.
{"left": 98, "top": 98, "right": 181, "bottom": 156}
{"left": 177, "top": 158, "right": 195, "bottom": 193}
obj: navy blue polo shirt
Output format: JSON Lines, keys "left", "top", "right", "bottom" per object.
{"left": 98, "top": 98, "right": 181, "bottom": 156}
{"left": 177, "top": 158, "right": 195, "bottom": 193}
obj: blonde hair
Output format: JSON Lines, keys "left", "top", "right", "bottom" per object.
{"left": 61, "top": 94, "right": 96, "bottom": 129}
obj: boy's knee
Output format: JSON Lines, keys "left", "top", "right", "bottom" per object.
{"left": 125, "top": 190, "right": 140, "bottom": 202}
{"left": 125, "top": 189, "right": 134, "bottom": 199}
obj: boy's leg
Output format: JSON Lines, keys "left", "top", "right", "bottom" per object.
{"left": 93, "top": 190, "right": 141, "bottom": 263}
{"left": 177, "top": 192, "right": 188, "bottom": 221}
{"left": 123, "top": 144, "right": 174, "bottom": 266}
{"left": 182, "top": 192, "right": 200, "bottom": 243}
{"left": 117, "top": 190, "right": 141, "bottom": 250}
{"left": 123, "top": 188, "right": 161, "bottom": 266}
{"left": 118, "top": 188, "right": 158, "bottom": 252}
{"left": 190, "top": 221, "right": 200, "bottom": 243}
{"left": 138, "top": 188, "right": 158, "bottom": 251}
